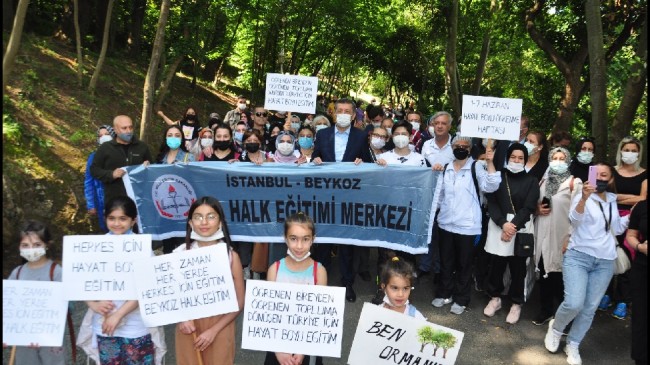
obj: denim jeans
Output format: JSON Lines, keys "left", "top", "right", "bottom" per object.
{"left": 552, "top": 249, "right": 615, "bottom": 346}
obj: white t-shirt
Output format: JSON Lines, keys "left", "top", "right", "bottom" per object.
{"left": 378, "top": 150, "right": 427, "bottom": 167}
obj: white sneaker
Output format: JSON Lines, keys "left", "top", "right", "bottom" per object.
{"left": 483, "top": 297, "right": 502, "bottom": 317}
{"left": 544, "top": 319, "right": 561, "bottom": 353}
{"left": 450, "top": 302, "right": 466, "bottom": 315}
{"left": 243, "top": 266, "right": 251, "bottom": 280}
{"left": 432, "top": 297, "right": 452, "bottom": 307}
{"left": 505, "top": 304, "right": 521, "bottom": 324}
{"left": 564, "top": 344, "right": 582, "bottom": 365}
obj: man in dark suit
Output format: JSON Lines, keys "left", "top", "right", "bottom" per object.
{"left": 313, "top": 98, "right": 369, "bottom": 302}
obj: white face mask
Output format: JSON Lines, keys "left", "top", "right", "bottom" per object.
{"left": 549, "top": 160, "right": 569, "bottom": 174}
{"left": 98, "top": 135, "right": 112, "bottom": 145}
{"left": 200, "top": 138, "right": 213, "bottom": 148}
{"left": 315, "top": 124, "right": 328, "bottom": 132}
{"left": 291, "top": 122, "right": 301, "bottom": 131}
{"left": 428, "top": 126, "right": 435, "bottom": 136}
{"left": 190, "top": 227, "right": 225, "bottom": 242}
{"left": 621, "top": 151, "right": 639, "bottom": 165}
{"left": 576, "top": 151, "right": 593, "bottom": 164}
{"left": 336, "top": 114, "right": 352, "bottom": 128}
{"left": 506, "top": 161, "right": 525, "bottom": 173}
{"left": 20, "top": 247, "right": 46, "bottom": 262}
{"left": 386, "top": 128, "right": 392, "bottom": 135}
{"left": 410, "top": 122, "right": 420, "bottom": 132}
{"left": 382, "top": 293, "right": 409, "bottom": 308}
{"left": 476, "top": 160, "right": 488, "bottom": 170}
{"left": 277, "top": 142, "right": 295, "bottom": 156}
{"left": 370, "top": 137, "right": 386, "bottom": 150}
{"left": 373, "top": 122, "right": 381, "bottom": 128}
{"left": 524, "top": 141, "right": 537, "bottom": 155}
{"left": 287, "top": 249, "right": 311, "bottom": 262}
{"left": 393, "top": 135, "right": 410, "bottom": 149}
{"left": 237, "top": 103, "right": 247, "bottom": 110}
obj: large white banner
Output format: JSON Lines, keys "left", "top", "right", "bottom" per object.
{"left": 241, "top": 280, "right": 346, "bottom": 358}
{"left": 461, "top": 94, "right": 522, "bottom": 141}
{"left": 348, "top": 303, "right": 465, "bottom": 365}
{"left": 3, "top": 280, "right": 68, "bottom": 347}
{"left": 62, "top": 234, "right": 152, "bottom": 300}
{"left": 264, "top": 73, "right": 319, "bottom": 114}
{"left": 133, "top": 244, "right": 239, "bottom": 327}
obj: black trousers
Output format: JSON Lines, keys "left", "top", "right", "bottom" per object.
{"left": 537, "top": 256, "right": 565, "bottom": 316}
{"left": 486, "top": 254, "right": 528, "bottom": 305}
{"left": 436, "top": 228, "right": 477, "bottom": 307}
{"left": 631, "top": 260, "right": 647, "bottom": 363}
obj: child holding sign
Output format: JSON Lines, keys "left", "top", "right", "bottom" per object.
{"left": 174, "top": 196, "right": 245, "bottom": 365}
{"left": 5, "top": 220, "right": 65, "bottom": 365}
{"left": 265, "top": 212, "right": 328, "bottom": 365}
{"left": 77, "top": 196, "right": 166, "bottom": 365}
{"left": 378, "top": 256, "right": 426, "bottom": 320}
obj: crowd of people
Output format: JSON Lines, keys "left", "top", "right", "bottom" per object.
{"left": 6, "top": 94, "right": 646, "bottom": 365}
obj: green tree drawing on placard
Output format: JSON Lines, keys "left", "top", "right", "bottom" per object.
{"left": 417, "top": 326, "right": 436, "bottom": 352}
{"left": 439, "top": 332, "right": 458, "bottom": 359}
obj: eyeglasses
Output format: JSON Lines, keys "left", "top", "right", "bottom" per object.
{"left": 191, "top": 213, "right": 219, "bottom": 223}
{"left": 255, "top": 112, "right": 268, "bottom": 117}
{"left": 371, "top": 133, "right": 388, "bottom": 139}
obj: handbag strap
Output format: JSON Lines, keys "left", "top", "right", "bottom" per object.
{"left": 504, "top": 174, "right": 516, "bottom": 214}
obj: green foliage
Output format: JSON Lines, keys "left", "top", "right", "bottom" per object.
{"left": 3, "top": 113, "right": 23, "bottom": 143}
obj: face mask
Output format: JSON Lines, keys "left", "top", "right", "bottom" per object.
{"left": 336, "top": 114, "right": 352, "bottom": 128}
{"left": 410, "top": 122, "right": 420, "bottom": 132}
{"left": 476, "top": 160, "right": 488, "bottom": 170}
{"left": 382, "top": 293, "right": 409, "bottom": 308}
{"left": 393, "top": 135, "right": 410, "bottom": 149}
{"left": 315, "top": 125, "right": 328, "bottom": 132}
{"left": 371, "top": 137, "right": 386, "bottom": 150}
{"left": 506, "top": 161, "right": 525, "bottom": 173}
{"left": 596, "top": 179, "right": 609, "bottom": 193}
{"left": 185, "top": 114, "right": 196, "bottom": 121}
{"left": 245, "top": 143, "right": 260, "bottom": 153}
{"left": 453, "top": 147, "right": 469, "bottom": 160}
{"left": 190, "top": 227, "right": 225, "bottom": 242}
{"left": 98, "top": 135, "right": 112, "bottom": 145}
{"left": 118, "top": 133, "right": 133, "bottom": 143}
{"left": 287, "top": 249, "right": 311, "bottom": 262}
{"left": 291, "top": 122, "right": 301, "bottom": 131}
{"left": 265, "top": 123, "right": 270, "bottom": 130}
{"left": 621, "top": 151, "right": 639, "bottom": 165}
{"left": 20, "top": 247, "right": 46, "bottom": 262}
{"left": 214, "top": 140, "right": 231, "bottom": 151}
{"left": 234, "top": 132, "right": 244, "bottom": 143}
{"left": 549, "top": 160, "right": 569, "bottom": 174}
{"left": 200, "top": 138, "right": 213, "bottom": 148}
{"left": 166, "top": 137, "right": 182, "bottom": 150}
{"left": 428, "top": 126, "right": 436, "bottom": 136}
{"left": 373, "top": 122, "right": 381, "bottom": 128}
{"left": 576, "top": 151, "right": 594, "bottom": 164}
{"left": 277, "top": 142, "right": 294, "bottom": 156}
{"left": 298, "top": 137, "right": 314, "bottom": 149}
{"left": 524, "top": 142, "right": 537, "bottom": 155}
{"left": 386, "top": 128, "right": 392, "bottom": 135}
{"left": 237, "top": 103, "right": 247, "bottom": 110}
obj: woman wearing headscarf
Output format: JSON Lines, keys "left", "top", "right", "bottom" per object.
{"left": 532, "top": 146, "right": 583, "bottom": 326}
{"left": 569, "top": 137, "right": 596, "bottom": 183}
{"left": 483, "top": 143, "right": 540, "bottom": 324}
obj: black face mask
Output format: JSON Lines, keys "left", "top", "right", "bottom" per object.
{"left": 185, "top": 114, "right": 196, "bottom": 121}
{"left": 214, "top": 140, "right": 231, "bottom": 151}
{"left": 596, "top": 179, "right": 609, "bottom": 193}
{"left": 245, "top": 143, "right": 260, "bottom": 153}
{"left": 453, "top": 147, "right": 470, "bottom": 160}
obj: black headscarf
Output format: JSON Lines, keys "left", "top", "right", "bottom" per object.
{"left": 507, "top": 142, "right": 529, "bottom": 165}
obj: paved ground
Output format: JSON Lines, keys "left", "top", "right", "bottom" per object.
{"left": 3, "top": 250, "right": 636, "bottom": 365}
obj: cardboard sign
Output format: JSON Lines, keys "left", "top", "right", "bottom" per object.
{"left": 3, "top": 280, "right": 68, "bottom": 346}
{"left": 62, "top": 234, "right": 152, "bottom": 300}
{"left": 241, "top": 280, "right": 346, "bottom": 357}
{"left": 133, "top": 244, "right": 239, "bottom": 327}
{"left": 348, "top": 303, "right": 465, "bottom": 365}
{"left": 461, "top": 95, "right": 522, "bottom": 141}
{"left": 264, "top": 73, "right": 319, "bottom": 114}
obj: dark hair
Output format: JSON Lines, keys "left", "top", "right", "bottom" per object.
{"left": 367, "top": 106, "right": 384, "bottom": 120}
{"left": 380, "top": 256, "right": 414, "bottom": 287}
{"left": 297, "top": 125, "right": 315, "bottom": 137}
{"left": 392, "top": 120, "right": 413, "bottom": 135}
{"left": 19, "top": 220, "right": 54, "bottom": 249}
{"left": 283, "top": 212, "right": 316, "bottom": 237}
{"left": 243, "top": 129, "right": 263, "bottom": 144}
{"left": 185, "top": 196, "right": 232, "bottom": 249}
{"left": 156, "top": 125, "right": 190, "bottom": 163}
{"left": 595, "top": 162, "right": 617, "bottom": 193}
{"left": 406, "top": 111, "right": 424, "bottom": 131}
{"left": 104, "top": 196, "right": 139, "bottom": 233}
{"left": 549, "top": 130, "right": 572, "bottom": 146}
{"left": 575, "top": 136, "right": 596, "bottom": 155}
{"left": 335, "top": 98, "right": 357, "bottom": 111}
{"left": 213, "top": 122, "right": 233, "bottom": 139}
{"left": 182, "top": 106, "right": 200, "bottom": 125}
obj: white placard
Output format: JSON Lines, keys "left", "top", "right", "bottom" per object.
{"left": 133, "top": 244, "right": 239, "bottom": 327}
{"left": 461, "top": 94, "right": 522, "bottom": 141}
{"left": 348, "top": 303, "right": 465, "bottom": 365}
{"left": 241, "top": 280, "right": 346, "bottom": 358}
{"left": 62, "top": 234, "right": 152, "bottom": 300}
{"left": 3, "top": 280, "right": 68, "bottom": 346}
{"left": 264, "top": 73, "right": 319, "bottom": 114}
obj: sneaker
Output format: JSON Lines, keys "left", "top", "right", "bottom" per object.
{"left": 544, "top": 319, "right": 561, "bottom": 353}
{"left": 432, "top": 297, "right": 453, "bottom": 308}
{"left": 598, "top": 294, "right": 611, "bottom": 311}
{"left": 612, "top": 302, "right": 627, "bottom": 320}
{"left": 483, "top": 297, "right": 502, "bottom": 317}
{"left": 371, "top": 289, "right": 384, "bottom": 305}
{"left": 450, "top": 303, "right": 466, "bottom": 315}
{"left": 564, "top": 344, "right": 582, "bottom": 365}
{"left": 506, "top": 304, "right": 521, "bottom": 324}
{"left": 243, "top": 266, "right": 251, "bottom": 280}
{"left": 532, "top": 312, "right": 553, "bottom": 326}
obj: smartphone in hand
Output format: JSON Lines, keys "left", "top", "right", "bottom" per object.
{"left": 541, "top": 196, "right": 551, "bottom": 208}
{"left": 588, "top": 165, "right": 598, "bottom": 187}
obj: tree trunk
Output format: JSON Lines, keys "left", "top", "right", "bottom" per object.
{"left": 73, "top": 0, "right": 83, "bottom": 86}
{"left": 2, "top": 0, "right": 29, "bottom": 93}
{"left": 140, "top": 0, "right": 171, "bottom": 143}
{"left": 154, "top": 54, "right": 184, "bottom": 112}
{"left": 214, "top": 10, "right": 244, "bottom": 85}
{"left": 88, "top": 0, "right": 115, "bottom": 94}
{"left": 128, "top": 0, "right": 146, "bottom": 59}
{"left": 584, "top": 0, "right": 608, "bottom": 162}
{"left": 471, "top": 0, "right": 497, "bottom": 95}
{"left": 609, "top": 19, "right": 647, "bottom": 163}
{"left": 444, "top": 0, "right": 461, "bottom": 121}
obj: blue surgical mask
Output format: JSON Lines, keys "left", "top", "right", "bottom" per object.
{"left": 118, "top": 133, "right": 133, "bottom": 143}
{"left": 549, "top": 160, "right": 568, "bottom": 174}
{"left": 166, "top": 137, "right": 182, "bottom": 149}
{"left": 298, "top": 137, "right": 314, "bottom": 149}
{"left": 234, "top": 132, "right": 244, "bottom": 143}
{"left": 576, "top": 151, "right": 594, "bottom": 164}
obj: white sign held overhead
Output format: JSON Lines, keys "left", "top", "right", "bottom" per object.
{"left": 3, "top": 280, "right": 68, "bottom": 347}
{"left": 62, "top": 234, "right": 152, "bottom": 300}
{"left": 264, "top": 73, "right": 319, "bottom": 114}
{"left": 461, "top": 95, "right": 522, "bottom": 141}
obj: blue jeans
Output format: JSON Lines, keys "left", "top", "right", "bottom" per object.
{"left": 552, "top": 249, "right": 615, "bottom": 346}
